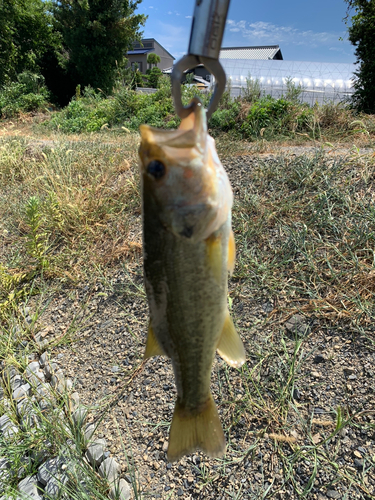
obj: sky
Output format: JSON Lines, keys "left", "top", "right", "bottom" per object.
{"left": 135, "top": 0, "right": 356, "bottom": 64}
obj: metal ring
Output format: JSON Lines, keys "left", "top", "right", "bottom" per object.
{"left": 171, "top": 55, "right": 227, "bottom": 120}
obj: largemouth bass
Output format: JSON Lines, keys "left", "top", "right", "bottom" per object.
{"left": 139, "top": 98, "right": 246, "bottom": 462}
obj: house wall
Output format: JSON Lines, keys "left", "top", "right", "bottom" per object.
{"left": 128, "top": 55, "right": 148, "bottom": 73}
{"left": 127, "top": 39, "right": 174, "bottom": 72}
{"left": 151, "top": 43, "right": 174, "bottom": 71}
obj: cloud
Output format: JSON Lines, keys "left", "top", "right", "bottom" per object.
{"left": 147, "top": 22, "right": 190, "bottom": 57}
{"left": 225, "top": 19, "right": 345, "bottom": 48}
{"left": 185, "top": 15, "right": 192, "bottom": 19}
{"left": 149, "top": 5, "right": 153, "bottom": 8}
{"left": 329, "top": 46, "right": 353, "bottom": 56}
{"left": 168, "top": 11, "right": 172, "bottom": 14}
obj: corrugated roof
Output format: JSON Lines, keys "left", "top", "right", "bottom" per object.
{"left": 127, "top": 49, "right": 152, "bottom": 55}
{"left": 220, "top": 45, "right": 282, "bottom": 60}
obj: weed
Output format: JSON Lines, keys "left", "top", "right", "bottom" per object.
{"left": 241, "top": 74, "right": 262, "bottom": 104}
{"left": 24, "top": 196, "right": 50, "bottom": 271}
{"left": 284, "top": 77, "right": 305, "bottom": 103}
{"left": 0, "top": 72, "right": 50, "bottom": 118}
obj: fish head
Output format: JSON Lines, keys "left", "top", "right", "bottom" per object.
{"left": 139, "top": 98, "right": 232, "bottom": 242}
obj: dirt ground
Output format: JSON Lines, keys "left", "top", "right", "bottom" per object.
{"left": 23, "top": 146, "right": 375, "bottom": 500}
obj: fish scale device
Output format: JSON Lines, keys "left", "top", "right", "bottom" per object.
{"left": 171, "top": 0, "right": 230, "bottom": 120}
{"left": 138, "top": 0, "right": 246, "bottom": 462}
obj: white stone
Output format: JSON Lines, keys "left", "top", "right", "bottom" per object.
{"left": 0, "top": 458, "right": 10, "bottom": 485}
{"left": 37, "top": 458, "right": 60, "bottom": 486}
{"left": 35, "top": 382, "right": 50, "bottom": 400}
{"left": 28, "top": 370, "right": 45, "bottom": 386}
{"left": 72, "top": 407, "right": 87, "bottom": 426}
{"left": 17, "top": 475, "right": 42, "bottom": 499}
{"left": 12, "top": 383, "right": 30, "bottom": 401}
{"left": 44, "top": 473, "right": 69, "bottom": 499}
{"left": 83, "top": 424, "right": 96, "bottom": 444}
{"left": 44, "top": 362, "right": 59, "bottom": 380}
{"left": 98, "top": 457, "right": 120, "bottom": 484}
{"left": 69, "top": 392, "right": 80, "bottom": 411}
{"left": 86, "top": 439, "right": 107, "bottom": 467}
{"left": 65, "top": 378, "right": 73, "bottom": 391}
{"left": 0, "top": 415, "right": 10, "bottom": 431}
{"left": 109, "top": 479, "right": 132, "bottom": 500}
{"left": 3, "top": 425, "right": 18, "bottom": 438}
{"left": 10, "top": 375, "right": 23, "bottom": 391}
{"left": 39, "top": 352, "right": 48, "bottom": 368}
{"left": 26, "top": 362, "right": 40, "bottom": 377}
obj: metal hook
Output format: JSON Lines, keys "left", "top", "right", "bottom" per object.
{"left": 171, "top": 0, "right": 230, "bottom": 120}
{"left": 171, "top": 55, "right": 226, "bottom": 120}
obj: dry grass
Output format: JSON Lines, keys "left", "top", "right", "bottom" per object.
{"left": 231, "top": 149, "right": 375, "bottom": 330}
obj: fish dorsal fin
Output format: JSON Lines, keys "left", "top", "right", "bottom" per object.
{"left": 144, "top": 322, "right": 166, "bottom": 359}
{"left": 217, "top": 313, "right": 246, "bottom": 368}
{"left": 228, "top": 230, "right": 236, "bottom": 276}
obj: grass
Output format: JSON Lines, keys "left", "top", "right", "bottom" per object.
{"left": 231, "top": 149, "right": 375, "bottom": 331}
{"left": 0, "top": 124, "right": 374, "bottom": 499}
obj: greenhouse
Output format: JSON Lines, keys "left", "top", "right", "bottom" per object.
{"left": 218, "top": 59, "right": 356, "bottom": 104}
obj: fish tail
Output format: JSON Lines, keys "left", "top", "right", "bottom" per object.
{"left": 167, "top": 393, "right": 226, "bottom": 462}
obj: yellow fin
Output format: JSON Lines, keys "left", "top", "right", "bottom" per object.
{"left": 144, "top": 322, "right": 166, "bottom": 359}
{"left": 217, "top": 313, "right": 246, "bottom": 368}
{"left": 167, "top": 393, "right": 226, "bottom": 462}
{"left": 228, "top": 229, "right": 236, "bottom": 276}
{"left": 205, "top": 234, "right": 222, "bottom": 285}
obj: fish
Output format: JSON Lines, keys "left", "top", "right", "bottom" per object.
{"left": 138, "top": 97, "right": 246, "bottom": 462}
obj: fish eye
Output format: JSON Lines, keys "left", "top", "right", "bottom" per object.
{"left": 147, "top": 160, "right": 165, "bottom": 179}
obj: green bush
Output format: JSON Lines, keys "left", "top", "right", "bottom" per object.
{"left": 49, "top": 87, "right": 120, "bottom": 133}
{"left": 0, "top": 72, "right": 49, "bottom": 118}
{"left": 48, "top": 77, "right": 210, "bottom": 133}
{"left": 209, "top": 102, "right": 240, "bottom": 132}
{"left": 46, "top": 75, "right": 359, "bottom": 140}
{"left": 241, "top": 97, "right": 293, "bottom": 138}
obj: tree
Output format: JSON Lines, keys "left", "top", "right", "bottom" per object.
{"left": 52, "top": 0, "right": 146, "bottom": 94}
{"left": 147, "top": 67, "right": 162, "bottom": 88}
{"left": 345, "top": 0, "right": 375, "bottom": 113}
{"left": 185, "top": 72, "right": 194, "bottom": 84}
{"left": 0, "top": 0, "right": 59, "bottom": 85}
{"left": 147, "top": 52, "right": 161, "bottom": 69}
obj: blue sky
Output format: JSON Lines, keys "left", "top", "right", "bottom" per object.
{"left": 136, "top": 0, "right": 355, "bottom": 64}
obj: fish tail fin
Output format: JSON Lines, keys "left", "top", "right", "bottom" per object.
{"left": 167, "top": 393, "right": 226, "bottom": 462}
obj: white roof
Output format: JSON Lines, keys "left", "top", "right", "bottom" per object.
{"left": 220, "top": 46, "right": 281, "bottom": 60}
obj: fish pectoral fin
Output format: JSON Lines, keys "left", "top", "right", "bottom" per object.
{"left": 144, "top": 322, "right": 166, "bottom": 359}
{"left": 205, "top": 233, "right": 223, "bottom": 285}
{"left": 217, "top": 313, "right": 246, "bottom": 368}
{"left": 228, "top": 229, "right": 236, "bottom": 276}
{"left": 167, "top": 394, "right": 226, "bottom": 462}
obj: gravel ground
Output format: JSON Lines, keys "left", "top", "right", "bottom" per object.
{"left": 28, "top": 149, "right": 375, "bottom": 500}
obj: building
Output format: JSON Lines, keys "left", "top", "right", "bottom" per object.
{"left": 220, "top": 45, "right": 283, "bottom": 61}
{"left": 162, "top": 45, "right": 283, "bottom": 83}
{"left": 127, "top": 38, "right": 175, "bottom": 73}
